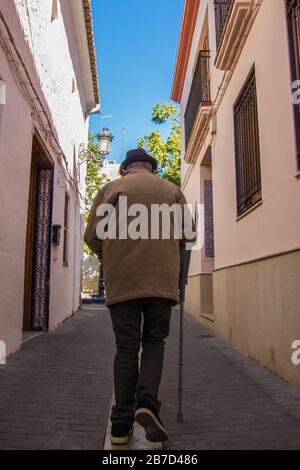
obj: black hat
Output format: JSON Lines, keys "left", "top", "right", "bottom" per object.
{"left": 119, "top": 149, "right": 157, "bottom": 175}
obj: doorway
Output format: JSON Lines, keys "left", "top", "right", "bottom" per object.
{"left": 23, "top": 135, "right": 54, "bottom": 332}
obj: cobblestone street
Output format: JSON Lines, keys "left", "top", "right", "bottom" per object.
{"left": 0, "top": 305, "right": 300, "bottom": 450}
{"left": 0, "top": 307, "right": 114, "bottom": 450}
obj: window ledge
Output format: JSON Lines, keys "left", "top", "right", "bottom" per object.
{"left": 200, "top": 313, "right": 215, "bottom": 323}
{"left": 295, "top": 170, "right": 300, "bottom": 179}
{"left": 236, "top": 199, "right": 262, "bottom": 221}
{"left": 184, "top": 103, "right": 211, "bottom": 163}
{"left": 215, "top": 0, "right": 254, "bottom": 71}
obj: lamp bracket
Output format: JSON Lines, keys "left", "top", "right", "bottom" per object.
{"left": 78, "top": 143, "right": 104, "bottom": 168}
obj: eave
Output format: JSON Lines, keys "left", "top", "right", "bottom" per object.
{"left": 171, "top": 0, "right": 200, "bottom": 104}
{"left": 69, "top": 0, "right": 100, "bottom": 114}
{"left": 82, "top": 0, "right": 100, "bottom": 106}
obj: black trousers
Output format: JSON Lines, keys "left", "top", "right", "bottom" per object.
{"left": 108, "top": 297, "right": 173, "bottom": 426}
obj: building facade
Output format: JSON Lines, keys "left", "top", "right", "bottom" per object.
{"left": 172, "top": 0, "right": 300, "bottom": 389}
{"left": 0, "top": 0, "right": 99, "bottom": 355}
{"left": 100, "top": 159, "right": 120, "bottom": 183}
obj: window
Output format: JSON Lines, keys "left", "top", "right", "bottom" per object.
{"left": 51, "top": 0, "right": 58, "bottom": 22}
{"left": 214, "top": 0, "right": 233, "bottom": 49}
{"left": 234, "top": 68, "right": 262, "bottom": 217}
{"left": 286, "top": 0, "right": 300, "bottom": 169}
{"left": 63, "top": 192, "right": 69, "bottom": 265}
{"left": 184, "top": 47, "right": 211, "bottom": 147}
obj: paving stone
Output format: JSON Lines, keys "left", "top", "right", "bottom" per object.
{"left": 160, "top": 310, "right": 300, "bottom": 450}
{"left": 0, "top": 307, "right": 115, "bottom": 450}
{"left": 1, "top": 305, "right": 300, "bottom": 450}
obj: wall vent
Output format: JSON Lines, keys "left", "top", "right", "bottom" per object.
{"left": 269, "top": 347, "right": 276, "bottom": 365}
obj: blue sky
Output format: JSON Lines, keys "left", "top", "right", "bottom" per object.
{"left": 90, "top": 0, "right": 184, "bottom": 164}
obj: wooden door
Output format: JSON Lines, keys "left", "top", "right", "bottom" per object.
{"left": 23, "top": 135, "right": 54, "bottom": 331}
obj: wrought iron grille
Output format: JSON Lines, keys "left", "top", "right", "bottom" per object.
{"left": 204, "top": 180, "right": 215, "bottom": 258}
{"left": 286, "top": 0, "right": 300, "bottom": 169}
{"left": 234, "top": 69, "right": 262, "bottom": 217}
{"left": 184, "top": 50, "right": 211, "bottom": 147}
{"left": 214, "top": 0, "right": 233, "bottom": 48}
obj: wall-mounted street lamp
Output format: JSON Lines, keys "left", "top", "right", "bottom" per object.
{"left": 78, "top": 128, "right": 114, "bottom": 169}
{"left": 97, "top": 128, "right": 114, "bottom": 157}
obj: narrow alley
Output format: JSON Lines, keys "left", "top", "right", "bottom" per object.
{"left": 1, "top": 0, "right": 300, "bottom": 456}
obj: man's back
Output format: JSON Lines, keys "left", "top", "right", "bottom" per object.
{"left": 84, "top": 149, "right": 191, "bottom": 445}
{"left": 84, "top": 166, "right": 186, "bottom": 306}
{"left": 106, "top": 166, "right": 180, "bottom": 205}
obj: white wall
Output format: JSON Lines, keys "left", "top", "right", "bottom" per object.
{"left": 0, "top": 42, "right": 33, "bottom": 355}
{"left": 0, "top": 0, "right": 93, "bottom": 354}
{"left": 14, "top": 0, "right": 90, "bottom": 327}
{"left": 14, "top": 0, "right": 88, "bottom": 165}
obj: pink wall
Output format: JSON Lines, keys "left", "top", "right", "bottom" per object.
{"left": 0, "top": 42, "right": 33, "bottom": 354}
{"left": 212, "top": 0, "right": 300, "bottom": 269}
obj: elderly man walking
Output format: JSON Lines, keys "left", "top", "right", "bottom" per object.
{"left": 84, "top": 149, "right": 192, "bottom": 445}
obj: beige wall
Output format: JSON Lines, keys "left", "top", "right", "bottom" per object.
{"left": 213, "top": 0, "right": 300, "bottom": 270}
{"left": 182, "top": 1, "right": 300, "bottom": 271}
{"left": 178, "top": 0, "right": 300, "bottom": 391}
{"left": 185, "top": 274, "right": 214, "bottom": 328}
{"left": 213, "top": 250, "right": 300, "bottom": 390}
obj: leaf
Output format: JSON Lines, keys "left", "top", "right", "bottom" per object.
{"left": 137, "top": 102, "right": 181, "bottom": 186}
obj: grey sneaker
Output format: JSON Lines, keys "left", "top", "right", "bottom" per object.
{"left": 135, "top": 399, "right": 168, "bottom": 443}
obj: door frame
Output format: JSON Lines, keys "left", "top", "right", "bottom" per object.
{"left": 23, "top": 132, "right": 54, "bottom": 331}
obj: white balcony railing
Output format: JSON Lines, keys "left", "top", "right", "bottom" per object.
{"left": 184, "top": 104, "right": 211, "bottom": 164}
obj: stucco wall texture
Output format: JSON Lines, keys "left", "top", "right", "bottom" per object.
{"left": 15, "top": 0, "right": 87, "bottom": 166}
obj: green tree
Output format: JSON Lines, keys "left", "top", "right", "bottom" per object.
{"left": 137, "top": 102, "right": 181, "bottom": 186}
{"left": 84, "top": 133, "right": 108, "bottom": 256}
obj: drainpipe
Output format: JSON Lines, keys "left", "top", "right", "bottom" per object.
{"left": 85, "top": 103, "right": 101, "bottom": 119}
